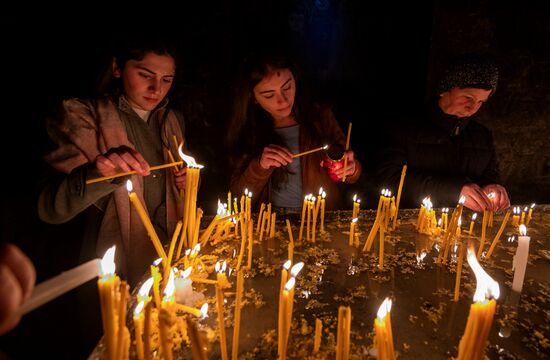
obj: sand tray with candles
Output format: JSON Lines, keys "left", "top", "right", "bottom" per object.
{"left": 90, "top": 206, "right": 550, "bottom": 359}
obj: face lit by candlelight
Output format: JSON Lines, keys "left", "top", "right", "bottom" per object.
{"left": 253, "top": 68, "right": 296, "bottom": 123}
{"left": 439, "top": 87, "right": 492, "bottom": 118}
{"left": 113, "top": 52, "right": 175, "bottom": 111}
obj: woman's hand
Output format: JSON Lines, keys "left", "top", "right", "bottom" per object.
{"left": 459, "top": 183, "right": 493, "bottom": 212}
{"left": 173, "top": 166, "right": 187, "bottom": 190}
{"left": 95, "top": 145, "right": 150, "bottom": 177}
{"left": 259, "top": 144, "right": 294, "bottom": 170}
{"left": 329, "top": 151, "right": 357, "bottom": 181}
{"left": 483, "top": 184, "right": 510, "bottom": 211}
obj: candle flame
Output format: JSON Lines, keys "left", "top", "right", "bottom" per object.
{"left": 283, "top": 260, "right": 292, "bottom": 270}
{"left": 126, "top": 179, "right": 133, "bottom": 192}
{"left": 352, "top": 218, "right": 358, "bottom": 223}
{"left": 244, "top": 188, "right": 248, "bottom": 196}
{"left": 222, "top": 261, "right": 227, "bottom": 272}
{"left": 438, "top": 218, "right": 442, "bottom": 226}
{"left": 200, "top": 303, "right": 209, "bottom": 318}
{"left": 472, "top": 213, "right": 478, "bottom": 220}
{"left": 290, "top": 262, "right": 304, "bottom": 277}
{"left": 353, "top": 194, "right": 357, "bottom": 202}
{"left": 100, "top": 246, "right": 116, "bottom": 276}
{"left": 322, "top": 191, "right": 326, "bottom": 199}
{"left": 182, "top": 267, "right": 192, "bottom": 279}
{"left": 217, "top": 200, "right": 226, "bottom": 216}
{"left": 138, "top": 277, "right": 154, "bottom": 297}
{"left": 530, "top": 203, "right": 535, "bottom": 208}
{"left": 177, "top": 144, "right": 204, "bottom": 168}
{"left": 248, "top": 192, "right": 252, "bottom": 198}
{"left": 467, "top": 248, "right": 500, "bottom": 302}
{"left": 153, "top": 257, "right": 163, "bottom": 266}
{"left": 523, "top": 206, "right": 528, "bottom": 212}
{"left": 519, "top": 224, "right": 527, "bottom": 236}
{"left": 284, "top": 277, "right": 296, "bottom": 291}
{"left": 134, "top": 301, "right": 145, "bottom": 316}
{"left": 459, "top": 195, "right": 466, "bottom": 204}
{"left": 163, "top": 269, "right": 175, "bottom": 300}
{"left": 191, "top": 243, "right": 201, "bottom": 255}
{"left": 319, "top": 187, "right": 323, "bottom": 195}
{"left": 377, "top": 298, "right": 392, "bottom": 321}
{"left": 323, "top": 144, "right": 329, "bottom": 149}
{"left": 458, "top": 216, "right": 462, "bottom": 226}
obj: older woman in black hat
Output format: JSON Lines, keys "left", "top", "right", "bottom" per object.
{"left": 375, "top": 54, "right": 510, "bottom": 212}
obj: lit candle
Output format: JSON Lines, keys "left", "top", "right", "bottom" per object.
{"left": 320, "top": 190, "right": 326, "bottom": 233}
{"left": 342, "top": 122, "right": 352, "bottom": 182}
{"left": 17, "top": 257, "right": 101, "bottom": 316}
{"left": 176, "top": 145, "right": 204, "bottom": 259}
{"left": 127, "top": 180, "right": 168, "bottom": 266}
{"left": 352, "top": 194, "right": 360, "bottom": 219}
{"left": 231, "top": 270, "right": 244, "bottom": 360}
{"left": 485, "top": 209, "right": 511, "bottom": 258}
{"left": 256, "top": 203, "right": 265, "bottom": 234}
{"left": 349, "top": 218, "right": 358, "bottom": 246}
{"left": 159, "top": 270, "right": 176, "bottom": 360}
{"left": 468, "top": 213, "right": 477, "bottom": 235}
{"left": 133, "top": 301, "right": 145, "bottom": 360}
{"left": 215, "top": 262, "right": 228, "bottom": 360}
{"left": 97, "top": 246, "right": 118, "bottom": 360}
{"left": 526, "top": 203, "right": 535, "bottom": 225}
{"left": 511, "top": 206, "right": 520, "bottom": 227}
{"left": 456, "top": 216, "right": 462, "bottom": 237}
{"left": 298, "top": 195, "right": 309, "bottom": 243}
{"left": 519, "top": 206, "right": 527, "bottom": 225}
{"left": 151, "top": 259, "right": 162, "bottom": 310}
{"left": 313, "top": 318, "right": 322, "bottom": 353}
{"left": 512, "top": 225, "right": 530, "bottom": 292}
{"left": 456, "top": 248, "right": 500, "bottom": 360}
{"left": 278, "top": 261, "right": 291, "bottom": 357}
{"left": 392, "top": 164, "right": 407, "bottom": 229}
{"left": 374, "top": 298, "right": 395, "bottom": 360}
{"left": 278, "top": 277, "right": 296, "bottom": 359}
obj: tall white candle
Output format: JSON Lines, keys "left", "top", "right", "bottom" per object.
{"left": 17, "top": 258, "right": 101, "bottom": 316}
{"left": 512, "top": 225, "right": 530, "bottom": 292}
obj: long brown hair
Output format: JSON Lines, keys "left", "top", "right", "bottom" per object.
{"left": 226, "top": 51, "right": 320, "bottom": 188}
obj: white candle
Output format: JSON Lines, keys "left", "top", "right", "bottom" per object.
{"left": 17, "top": 258, "right": 101, "bottom": 316}
{"left": 512, "top": 225, "right": 530, "bottom": 292}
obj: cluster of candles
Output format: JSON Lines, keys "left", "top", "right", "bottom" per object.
{"left": 298, "top": 189, "right": 327, "bottom": 243}
{"left": 19, "top": 149, "right": 539, "bottom": 359}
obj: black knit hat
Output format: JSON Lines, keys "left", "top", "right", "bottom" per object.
{"left": 437, "top": 54, "right": 499, "bottom": 95}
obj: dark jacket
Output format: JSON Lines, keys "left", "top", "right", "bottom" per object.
{"left": 375, "top": 100, "right": 500, "bottom": 209}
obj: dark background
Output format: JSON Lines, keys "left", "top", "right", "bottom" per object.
{"left": 0, "top": 1, "right": 549, "bottom": 359}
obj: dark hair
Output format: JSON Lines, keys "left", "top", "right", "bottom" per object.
{"left": 226, "top": 50, "right": 321, "bottom": 189}
{"left": 96, "top": 32, "right": 179, "bottom": 97}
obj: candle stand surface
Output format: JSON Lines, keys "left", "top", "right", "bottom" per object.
{"left": 90, "top": 206, "right": 550, "bottom": 359}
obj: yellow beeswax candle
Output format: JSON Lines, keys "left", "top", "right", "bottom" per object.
{"left": 468, "top": 213, "right": 477, "bottom": 235}
{"left": 313, "top": 318, "right": 322, "bottom": 353}
{"left": 215, "top": 262, "right": 229, "bottom": 360}
{"left": 98, "top": 246, "right": 118, "bottom": 360}
{"left": 526, "top": 203, "right": 535, "bottom": 225}
{"left": 392, "top": 164, "right": 407, "bottom": 229}
{"left": 374, "top": 298, "right": 395, "bottom": 360}
{"left": 349, "top": 218, "right": 358, "bottom": 246}
{"left": 127, "top": 180, "right": 167, "bottom": 266}
{"left": 456, "top": 249, "right": 500, "bottom": 360}
{"left": 298, "top": 195, "right": 309, "bottom": 243}
{"left": 485, "top": 209, "right": 511, "bottom": 258}
{"left": 231, "top": 270, "right": 244, "bottom": 360}
{"left": 320, "top": 191, "right": 326, "bottom": 233}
